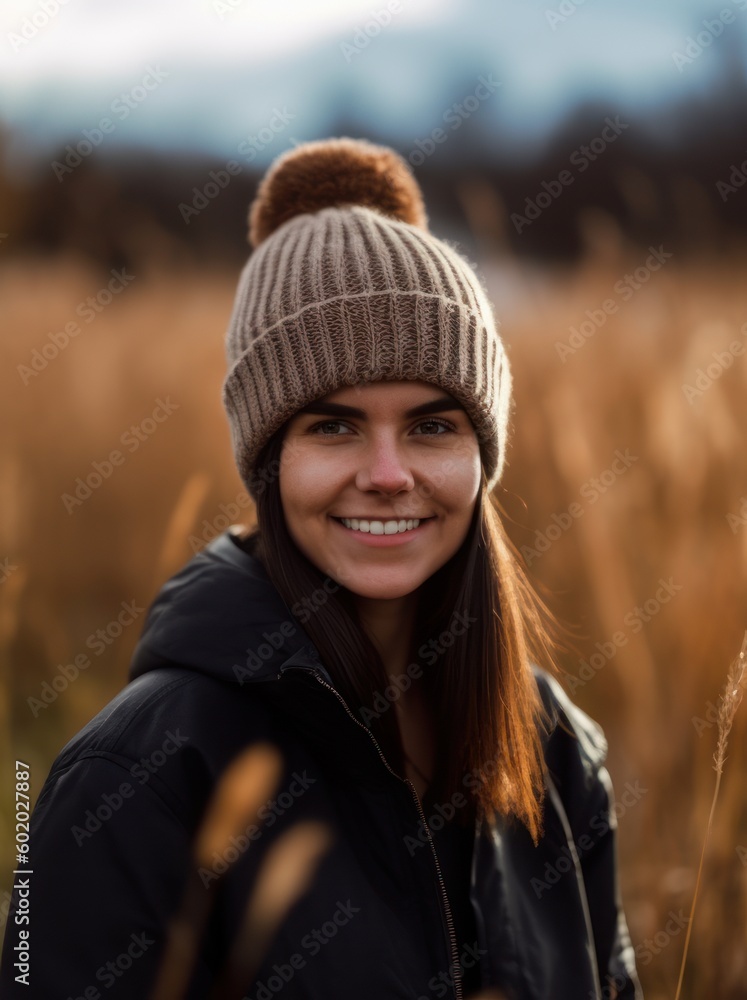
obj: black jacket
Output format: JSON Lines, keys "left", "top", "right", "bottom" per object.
{"left": 1, "top": 529, "right": 642, "bottom": 999}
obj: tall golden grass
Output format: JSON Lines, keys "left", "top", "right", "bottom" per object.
{"left": 1, "top": 236, "right": 746, "bottom": 997}
{"left": 675, "top": 630, "right": 747, "bottom": 1000}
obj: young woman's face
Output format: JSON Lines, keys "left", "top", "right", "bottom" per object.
{"left": 279, "top": 379, "right": 482, "bottom": 600}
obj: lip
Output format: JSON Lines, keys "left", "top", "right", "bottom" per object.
{"left": 329, "top": 515, "right": 435, "bottom": 546}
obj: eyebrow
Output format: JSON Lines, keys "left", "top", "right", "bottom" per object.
{"left": 295, "top": 395, "right": 465, "bottom": 420}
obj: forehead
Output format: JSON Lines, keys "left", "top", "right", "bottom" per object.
{"left": 322, "top": 379, "right": 461, "bottom": 410}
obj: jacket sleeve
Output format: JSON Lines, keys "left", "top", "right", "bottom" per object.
{"left": 534, "top": 668, "right": 644, "bottom": 999}
{"left": 0, "top": 753, "right": 212, "bottom": 999}
{"left": 574, "top": 762, "right": 644, "bottom": 999}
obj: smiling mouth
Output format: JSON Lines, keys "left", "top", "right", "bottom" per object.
{"left": 330, "top": 515, "right": 435, "bottom": 535}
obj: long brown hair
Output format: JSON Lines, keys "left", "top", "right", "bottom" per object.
{"left": 239, "top": 424, "right": 564, "bottom": 844}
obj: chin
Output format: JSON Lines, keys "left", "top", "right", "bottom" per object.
{"left": 333, "top": 564, "right": 429, "bottom": 600}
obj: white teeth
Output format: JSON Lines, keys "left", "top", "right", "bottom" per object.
{"left": 338, "top": 517, "right": 423, "bottom": 534}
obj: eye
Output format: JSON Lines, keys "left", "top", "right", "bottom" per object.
{"left": 308, "top": 420, "right": 351, "bottom": 436}
{"left": 307, "top": 417, "right": 456, "bottom": 437}
{"left": 414, "top": 418, "right": 455, "bottom": 436}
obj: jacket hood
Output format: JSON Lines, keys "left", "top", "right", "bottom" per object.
{"left": 129, "top": 528, "right": 332, "bottom": 688}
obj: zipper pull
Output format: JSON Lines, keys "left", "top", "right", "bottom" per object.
{"left": 278, "top": 645, "right": 333, "bottom": 685}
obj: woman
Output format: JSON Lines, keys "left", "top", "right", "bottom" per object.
{"left": 1, "top": 138, "right": 642, "bottom": 999}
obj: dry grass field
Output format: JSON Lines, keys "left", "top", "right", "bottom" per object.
{"left": 1, "top": 235, "right": 746, "bottom": 996}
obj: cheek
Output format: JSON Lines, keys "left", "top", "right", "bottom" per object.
{"left": 434, "top": 449, "right": 481, "bottom": 509}
{"left": 279, "top": 444, "right": 339, "bottom": 515}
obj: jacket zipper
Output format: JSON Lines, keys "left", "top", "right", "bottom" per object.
{"left": 283, "top": 664, "right": 464, "bottom": 1000}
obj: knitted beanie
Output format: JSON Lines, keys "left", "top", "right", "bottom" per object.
{"left": 221, "top": 136, "right": 512, "bottom": 501}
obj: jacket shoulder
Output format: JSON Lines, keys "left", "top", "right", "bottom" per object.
{"left": 531, "top": 664, "right": 608, "bottom": 774}
{"left": 41, "top": 667, "right": 283, "bottom": 818}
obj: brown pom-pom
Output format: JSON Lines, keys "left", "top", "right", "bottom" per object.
{"left": 248, "top": 136, "right": 428, "bottom": 248}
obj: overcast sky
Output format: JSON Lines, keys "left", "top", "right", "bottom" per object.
{"left": 1, "top": 0, "right": 744, "bottom": 164}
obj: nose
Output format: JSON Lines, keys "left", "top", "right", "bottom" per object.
{"left": 354, "top": 436, "right": 414, "bottom": 495}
